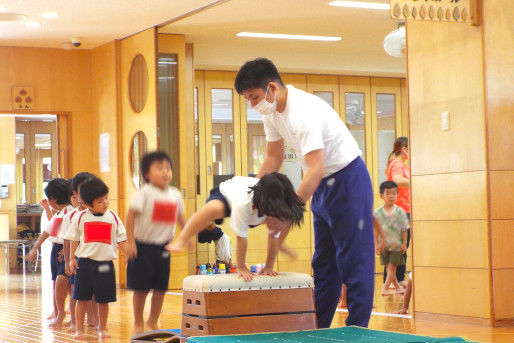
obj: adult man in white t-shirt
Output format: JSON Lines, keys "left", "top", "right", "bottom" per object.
{"left": 235, "top": 58, "right": 375, "bottom": 328}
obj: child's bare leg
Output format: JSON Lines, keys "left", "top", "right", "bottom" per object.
{"left": 86, "top": 299, "right": 98, "bottom": 327}
{"left": 382, "top": 264, "right": 396, "bottom": 295}
{"left": 387, "top": 264, "right": 404, "bottom": 293}
{"left": 167, "top": 200, "right": 226, "bottom": 252}
{"left": 47, "top": 280, "right": 57, "bottom": 320}
{"left": 133, "top": 291, "right": 149, "bottom": 336}
{"left": 74, "top": 300, "right": 87, "bottom": 340}
{"left": 49, "top": 275, "right": 69, "bottom": 328}
{"left": 146, "top": 291, "right": 165, "bottom": 331}
{"left": 97, "top": 303, "right": 110, "bottom": 338}
{"left": 68, "top": 298, "right": 77, "bottom": 333}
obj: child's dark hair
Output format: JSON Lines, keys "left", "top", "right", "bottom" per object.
{"left": 250, "top": 172, "right": 304, "bottom": 226}
{"left": 44, "top": 178, "right": 72, "bottom": 205}
{"left": 234, "top": 58, "right": 285, "bottom": 94}
{"left": 380, "top": 181, "right": 398, "bottom": 194}
{"left": 79, "top": 177, "right": 109, "bottom": 206}
{"left": 71, "top": 172, "right": 95, "bottom": 191}
{"left": 140, "top": 151, "right": 173, "bottom": 183}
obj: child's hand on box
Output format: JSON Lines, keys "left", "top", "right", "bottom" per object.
{"left": 237, "top": 265, "right": 254, "bottom": 281}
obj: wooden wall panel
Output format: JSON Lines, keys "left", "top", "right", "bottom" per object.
{"left": 414, "top": 267, "right": 490, "bottom": 318}
{"left": 0, "top": 47, "right": 94, "bottom": 175}
{"left": 413, "top": 220, "right": 489, "bottom": 269}
{"left": 411, "top": 171, "right": 487, "bottom": 221}
{"left": 491, "top": 220, "right": 514, "bottom": 270}
{"left": 120, "top": 28, "right": 158, "bottom": 216}
{"left": 91, "top": 41, "right": 120, "bottom": 212}
{"left": 484, "top": 0, "right": 514, "bottom": 172}
{"left": 490, "top": 171, "right": 514, "bottom": 220}
{"left": 409, "top": 98, "right": 486, "bottom": 175}
{"left": 119, "top": 28, "right": 157, "bottom": 286}
{"left": 406, "top": 21, "right": 485, "bottom": 176}
{"left": 493, "top": 269, "right": 514, "bottom": 320}
{"left": 0, "top": 117, "right": 17, "bottom": 271}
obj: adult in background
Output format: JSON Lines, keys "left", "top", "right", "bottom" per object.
{"left": 234, "top": 58, "right": 375, "bottom": 328}
{"left": 385, "top": 136, "right": 411, "bottom": 285}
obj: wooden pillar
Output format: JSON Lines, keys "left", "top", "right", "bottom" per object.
{"left": 406, "top": 0, "right": 513, "bottom": 326}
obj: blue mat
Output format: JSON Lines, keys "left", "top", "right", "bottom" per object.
{"left": 186, "top": 326, "right": 476, "bottom": 343}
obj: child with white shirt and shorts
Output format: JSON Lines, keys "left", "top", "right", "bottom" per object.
{"left": 59, "top": 172, "right": 97, "bottom": 332}
{"left": 124, "top": 151, "right": 186, "bottom": 336}
{"left": 26, "top": 178, "right": 73, "bottom": 328}
{"left": 66, "top": 177, "right": 127, "bottom": 340}
{"left": 168, "top": 172, "right": 304, "bottom": 281}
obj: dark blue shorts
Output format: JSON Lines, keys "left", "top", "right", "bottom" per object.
{"left": 72, "top": 258, "right": 116, "bottom": 303}
{"left": 50, "top": 243, "right": 64, "bottom": 281}
{"left": 127, "top": 242, "right": 171, "bottom": 291}
{"left": 207, "top": 187, "right": 231, "bottom": 225}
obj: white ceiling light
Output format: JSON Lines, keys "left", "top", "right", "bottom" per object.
{"left": 42, "top": 12, "right": 59, "bottom": 19}
{"left": 329, "top": 1, "right": 390, "bottom": 10}
{"left": 237, "top": 32, "right": 341, "bottom": 42}
{"left": 25, "top": 21, "right": 41, "bottom": 28}
{"left": 0, "top": 5, "right": 6, "bottom": 11}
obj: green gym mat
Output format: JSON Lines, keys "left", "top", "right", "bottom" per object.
{"left": 186, "top": 326, "right": 476, "bottom": 342}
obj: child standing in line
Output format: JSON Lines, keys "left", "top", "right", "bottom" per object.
{"left": 66, "top": 177, "right": 127, "bottom": 340}
{"left": 374, "top": 181, "right": 409, "bottom": 296}
{"left": 168, "top": 172, "right": 304, "bottom": 281}
{"left": 27, "top": 178, "right": 73, "bottom": 328}
{"left": 59, "top": 172, "right": 97, "bottom": 332}
{"left": 125, "top": 151, "right": 186, "bottom": 336}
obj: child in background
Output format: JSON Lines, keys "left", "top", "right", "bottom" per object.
{"left": 168, "top": 172, "right": 304, "bottom": 281}
{"left": 59, "top": 172, "right": 97, "bottom": 332}
{"left": 374, "top": 181, "right": 409, "bottom": 296}
{"left": 125, "top": 151, "right": 186, "bottom": 336}
{"left": 66, "top": 177, "right": 127, "bottom": 340}
{"left": 27, "top": 178, "right": 73, "bottom": 328}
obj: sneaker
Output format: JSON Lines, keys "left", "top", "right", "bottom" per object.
{"left": 214, "top": 233, "right": 232, "bottom": 264}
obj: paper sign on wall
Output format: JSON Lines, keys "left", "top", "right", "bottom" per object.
{"left": 99, "top": 133, "right": 110, "bottom": 173}
{"left": 0, "top": 164, "right": 15, "bottom": 185}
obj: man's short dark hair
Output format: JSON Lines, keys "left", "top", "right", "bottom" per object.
{"left": 44, "top": 178, "right": 72, "bottom": 205}
{"left": 140, "top": 151, "right": 172, "bottom": 183}
{"left": 79, "top": 177, "right": 109, "bottom": 206}
{"left": 71, "top": 172, "right": 95, "bottom": 191}
{"left": 380, "top": 181, "right": 398, "bottom": 194}
{"left": 234, "top": 58, "right": 285, "bottom": 94}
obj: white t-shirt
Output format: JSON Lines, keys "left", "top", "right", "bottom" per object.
{"left": 262, "top": 85, "right": 361, "bottom": 176}
{"left": 44, "top": 204, "right": 74, "bottom": 244}
{"left": 58, "top": 207, "right": 84, "bottom": 241}
{"left": 219, "top": 176, "right": 265, "bottom": 238}
{"left": 129, "top": 183, "right": 184, "bottom": 245}
{"left": 64, "top": 208, "right": 127, "bottom": 261}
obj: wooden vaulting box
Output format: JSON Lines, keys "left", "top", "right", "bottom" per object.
{"left": 181, "top": 273, "right": 317, "bottom": 337}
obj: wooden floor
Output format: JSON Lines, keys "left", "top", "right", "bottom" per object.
{"left": 0, "top": 274, "right": 512, "bottom": 342}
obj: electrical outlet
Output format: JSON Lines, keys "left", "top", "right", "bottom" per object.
{"left": 442, "top": 111, "right": 450, "bottom": 131}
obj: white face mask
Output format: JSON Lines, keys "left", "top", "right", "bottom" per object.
{"left": 252, "top": 86, "right": 277, "bottom": 115}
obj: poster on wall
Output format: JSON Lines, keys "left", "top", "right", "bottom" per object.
{"left": 99, "top": 133, "right": 110, "bottom": 173}
{"left": 0, "top": 164, "right": 15, "bottom": 185}
{"left": 12, "top": 87, "right": 35, "bottom": 110}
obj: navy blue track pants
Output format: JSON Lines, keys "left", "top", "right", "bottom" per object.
{"left": 311, "top": 157, "right": 375, "bottom": 328}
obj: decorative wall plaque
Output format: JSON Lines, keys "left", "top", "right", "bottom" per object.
{"left": 390, "top": 0, "right": 480, "bottom": 25}
{"left": 12, "top": 86, "right": 34, "bottom": 110}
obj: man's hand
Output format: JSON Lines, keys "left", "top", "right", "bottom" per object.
{"left": 237, "top": 266, "right": 254, "bottom": 281}
{"left": 258, "top": 266, "right": 278, "bottom": 276}
{"left": 400, "top": 243, "right": 407, "bottom": 254}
